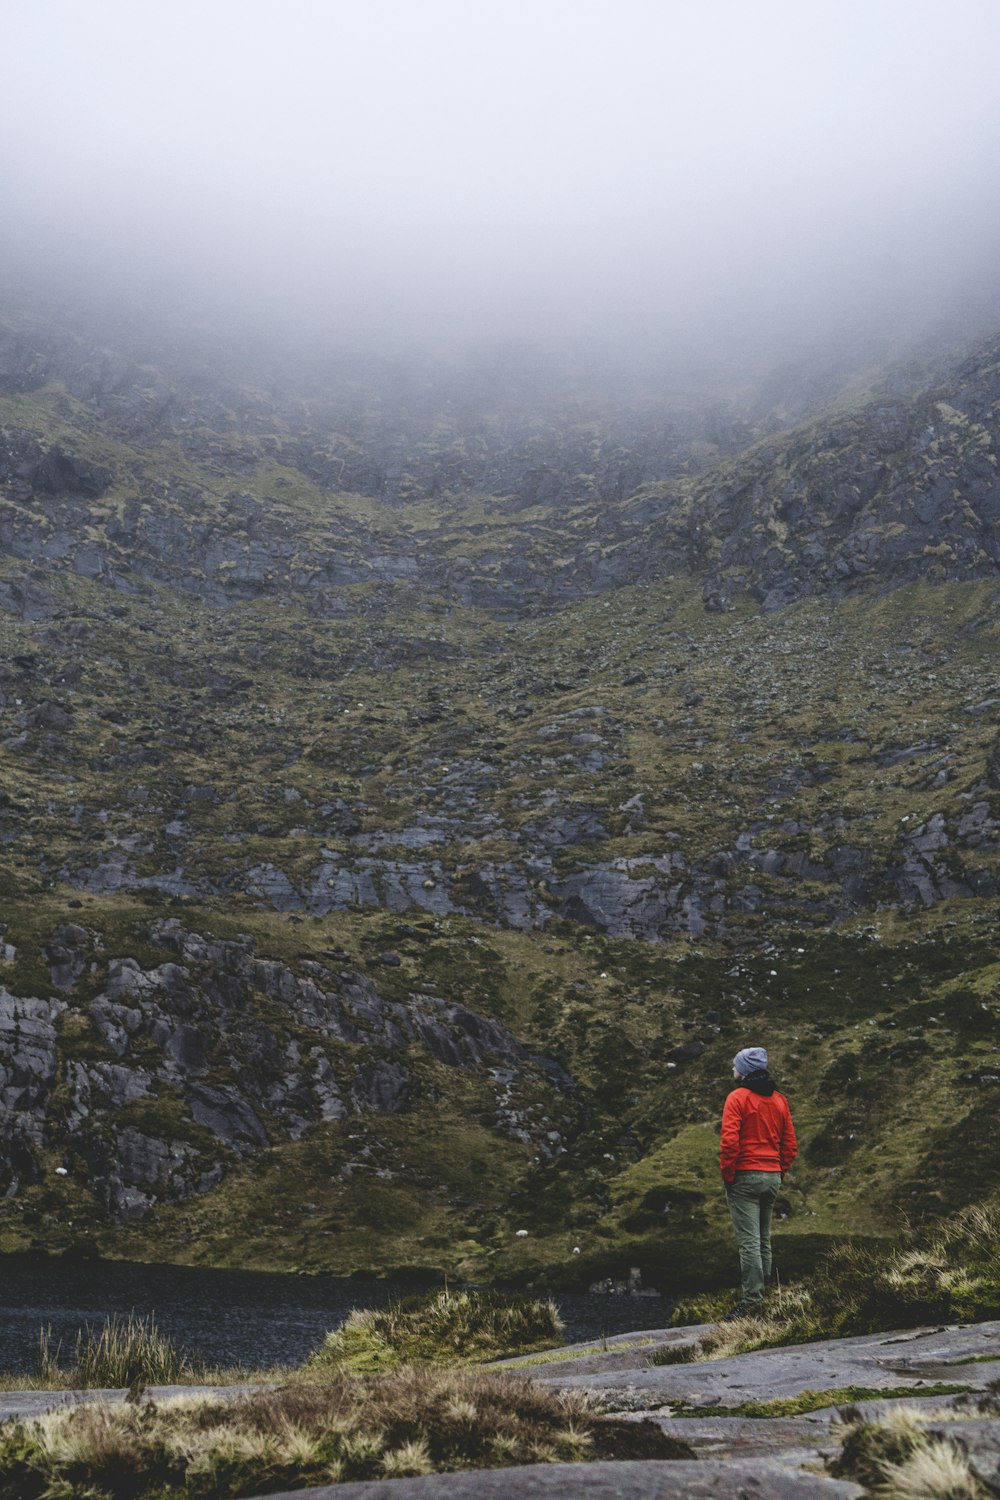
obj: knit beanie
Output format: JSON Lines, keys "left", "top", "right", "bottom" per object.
{"left": 733, "top": 1046, "right": 768, "bottom": 1077}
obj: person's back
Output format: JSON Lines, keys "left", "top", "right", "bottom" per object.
{"left": 720, "top": 1070, "right": 796, "bottom": 1179}
{"left": 719, "top": 1045, "right": 797, "bottom": 1317}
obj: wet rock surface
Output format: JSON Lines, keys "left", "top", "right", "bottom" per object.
{"left": 547, "top": 1320, "right": 1000, "bottom": 1402}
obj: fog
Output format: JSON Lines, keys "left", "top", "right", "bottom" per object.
{"left": 4, "top": 0, "right": 1000, "bottom": 374}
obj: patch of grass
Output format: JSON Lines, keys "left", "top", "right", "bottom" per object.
{"left": 0, "top": 1368, "right": 693, "bottom": 1498}
{"left": 669, "top": 1204, "right": 1000, "bottom": 1354}
{"left": 106, "top": 1103, "right": 536, "bottom": 1280}
{"left": 0, "top": 1316, "right": 289, "bottom": 1392}
{"left": 302, "top": 1289, "right": 564, "bottom": 1373}
{"left": 830, "top": 1404, "right": 984, "bottom": 1496}
{"left": 32, "top": 1314, "right": 195, "bottom": 1390}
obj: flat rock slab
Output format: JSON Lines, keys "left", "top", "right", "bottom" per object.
{"left": 0, "top": 1383, "right": 258, "bottom": 1424}
{"left": 549, "top": 1321, "right": 1000, "bottom": 1406}
{"left": 495, "top": 1326, "right": 714, "bottom": 1380}
{"left": 649, "top": 1414, "right": 842, "bottom": 1464}
{"left": 251, "top": 1458, "right": 864, "bottom": 1499}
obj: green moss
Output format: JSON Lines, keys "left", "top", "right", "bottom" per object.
{"left": 677, "top": 1383, "right": 971, "bottom": 1418}
{"left": 110, "top": 1096, "right": 220, "bottom": 1153}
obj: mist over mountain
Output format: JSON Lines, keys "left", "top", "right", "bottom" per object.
{"left": 5, "top": 0, "right": 1000, "bottom": 374}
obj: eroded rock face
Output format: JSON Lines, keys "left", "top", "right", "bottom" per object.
{"left": 0, "top": 922, "right": 573, "bottom": 1221}
{"left": 645, "top": 342, "right": 1000, "bottom": 612}
{"left": 0, "top": 991, "right": 66, "bottom": 1192}
{"left": 55, "top": 789, "right": 1000, "bottom": 941}
{"left": 81, "top": 1128, "right": 208, "bottom": 1221}
{"left": 3, "top": 315, "right": 1000, "bottom": 956}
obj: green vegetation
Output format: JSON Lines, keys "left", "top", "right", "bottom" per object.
{"left": 0, "top": 1291, "right": 563, "bottom": 1391}
{"left": 0, "top": 1369, "right": 690, "bottom": 1499}
{"left": 302, "top": 1289, "right": 564, "bottom": 1372}
{"left": 665, "top": 1206, "right": 1000, "bottom": 1359}
{"left": 500, "top": 1338, "right": 657, "bottom": 1370}
{"left": 0, "top": 1315, "right": 282, "bottom": 1394}
{"left": 669, "top": 1385, "right": 972, "bottom": 1418}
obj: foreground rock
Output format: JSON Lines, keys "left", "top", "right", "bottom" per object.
{"left": 257, "top": 1460, "right": 863, "bottom": 1498}
{"left": 2, "top": 1320, "right": 997, "bottom": 1498}
{"left": 251, "top": 1318, "right": 999, "bottom": 1496}
{"left": 0, "top": 1383, "right": 261, "bottom": 1425}
{"left": 542, "top": 1318, "right": 1000, "bottom": 1405}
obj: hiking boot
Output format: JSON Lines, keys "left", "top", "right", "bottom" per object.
{"left": 722, "top": 1299, "right": 762, "bottom": 1322}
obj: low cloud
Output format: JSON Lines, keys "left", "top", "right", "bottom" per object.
{"left": 3, "top": 0, "right": 1000, "bottom": 374}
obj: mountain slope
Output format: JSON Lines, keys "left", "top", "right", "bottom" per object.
{"left": 1, "top": 307, "right": 999, "bottom": 1286}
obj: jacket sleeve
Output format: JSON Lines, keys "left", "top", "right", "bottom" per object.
{"left": 779, "top": 1097, "right": 798, "bottom": 1173}
{"left": 719, "top": 1092, "right": 743, "bottom": 1183}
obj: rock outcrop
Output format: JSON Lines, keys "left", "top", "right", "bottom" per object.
{"left": 0, "top": 921, "right": 573, "bottom": 1222}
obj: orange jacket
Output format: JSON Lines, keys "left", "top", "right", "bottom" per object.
{"left": 720, "top": 1080, "right": 797, "bottom": 1184}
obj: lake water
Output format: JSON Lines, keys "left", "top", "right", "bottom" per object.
{"left": 0, "top": 1258, "right": 670, "bottom": 1375}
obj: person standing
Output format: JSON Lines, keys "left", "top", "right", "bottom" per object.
{"left": 720, "top": 1045, "right": 797, "bottom": 1318}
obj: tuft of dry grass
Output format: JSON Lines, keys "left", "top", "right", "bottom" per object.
{"left": 831, "top": 1404, "right": 989, "bottom": 1498}
{"left": 35, "top": 1313, "right": 193, "bottom": 1389}
{"left": 0, "top": 1367, "right": 692, "bottom": 1499}
{"left": 302, "top": 1288, "right": 564, "bottom": 1373}
{"left": 0, "top": 1314, "right": 296, "bottom": 1392}
{"left": 655, "top": 1287, "right": 812, "bottom": 1364}
{"left": 875, "top": 1437, "right": 983, "bottom": 1499}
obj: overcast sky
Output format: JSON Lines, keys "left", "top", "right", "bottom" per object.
{"left": 3, "top": 0, "right": 1000, "bottom": 362}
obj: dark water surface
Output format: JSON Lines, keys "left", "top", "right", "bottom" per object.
{"left": 0, "top": 1259, "right": 668, "bottom": 1374}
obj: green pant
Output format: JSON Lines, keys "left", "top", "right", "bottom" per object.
{"left": 725, "top": 1170, "right": 782, "bottom": 1303}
